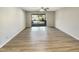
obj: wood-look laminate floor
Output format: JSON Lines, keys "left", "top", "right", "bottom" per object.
{"left": 0, "top": 27, "right": 79, "bottom": 52}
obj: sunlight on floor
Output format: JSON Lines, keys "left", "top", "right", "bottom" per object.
{"left": 31, "top": 27, "right": 47, "bottom": 31}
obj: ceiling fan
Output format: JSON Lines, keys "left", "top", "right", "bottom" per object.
{"left": 40, "top": 7, "right": 49, "bottom": 11}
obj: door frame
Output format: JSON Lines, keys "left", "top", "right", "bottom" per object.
{"left": 31, "top": 14, "right": 47, "bottom": 27}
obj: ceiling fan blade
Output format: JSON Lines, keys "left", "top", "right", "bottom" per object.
{"left": 40, "top": 7, "right": 49, "bottom": 11}
{"left": 45, "top": 8, "right": 49, "bottom": 11}
{"left": 41, "top": 7, "right": 44, "bottom": 9}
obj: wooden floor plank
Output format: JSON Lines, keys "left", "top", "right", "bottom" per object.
{"left": 0, "top": 27, "right": 79, "bottom": 52}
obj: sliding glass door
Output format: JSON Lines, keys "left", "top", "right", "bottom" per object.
{"left": 32, "top": 14, "right": 46, "bottom": 26}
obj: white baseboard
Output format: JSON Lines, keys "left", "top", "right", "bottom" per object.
{"left": 55, "top": 27, "right": 79, "bottom": 40}
{"left": 0, "top": 27, "right": 25, "bottom": 48}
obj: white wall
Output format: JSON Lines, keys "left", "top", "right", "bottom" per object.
{"left": 0, "top": 7, "right": 26, "bottom": 48}
{"left": 46, "top": 11, "right": 55, "bottom": 27}
{"left": 26, "top": 12, "right": 32, "bottom": 27}
{"left": 55, "top": 7, "right": 79, "bottom": 40}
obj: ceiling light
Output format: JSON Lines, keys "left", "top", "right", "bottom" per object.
{"left": 40, "top": 9, "right": 45, "bottom": 11}
{"left": 40, "top": 7, "right": 49, "bottom": 11}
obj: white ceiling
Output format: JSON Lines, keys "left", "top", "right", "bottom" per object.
{"left": 22, "top": 7, "right": 62, "bottom": 11}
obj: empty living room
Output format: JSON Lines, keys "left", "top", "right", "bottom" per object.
{"left": 0, "top": 7, "right": 79, "bottom": 52}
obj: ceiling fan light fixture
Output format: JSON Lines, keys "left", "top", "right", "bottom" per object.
{"left": 40, "top": 8, "right": 45, "bottom": 11}
{"left": 40, "top": 7, "right": 49, "bottom": 11}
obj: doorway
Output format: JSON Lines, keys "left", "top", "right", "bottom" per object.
{"left": 31, "top": 14, "right": 46, "bottom": 26}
